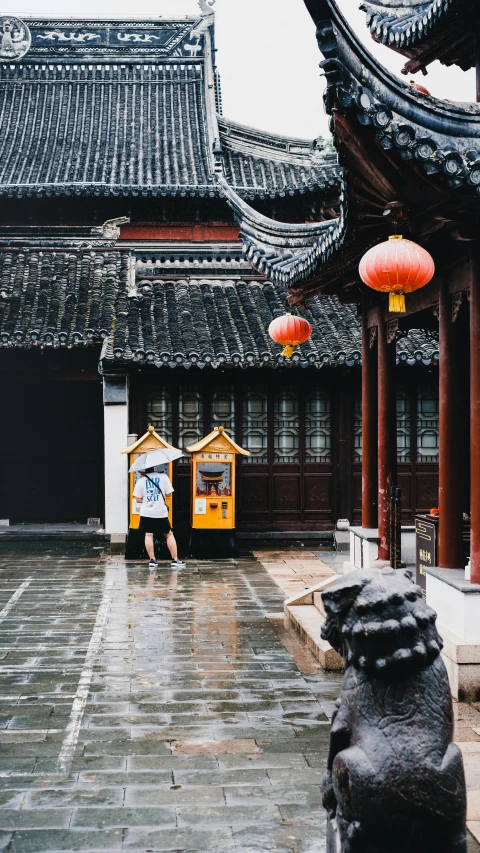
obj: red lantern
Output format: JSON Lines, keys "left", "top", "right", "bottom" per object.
{"left": 359, "top": 235, "right": 435, "bottom": 313}
{"left": 409, "top": 80, "right": 431, "bottom": 96}
{"left": 268, "top": 313, "right": 312, "bottom": 358}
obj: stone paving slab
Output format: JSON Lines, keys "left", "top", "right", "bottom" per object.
{"left": 0, "top": 549, "right": 342, "bottom": 852}
{"left": 2, "top": 547, "right": 479, "bottom": 852}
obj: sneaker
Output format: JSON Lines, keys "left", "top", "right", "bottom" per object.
{"left": 171, "top": 559, "right": 186, "bottom": 569}
{"left": 148, "top": 559, "right": 157, "bottom": 571}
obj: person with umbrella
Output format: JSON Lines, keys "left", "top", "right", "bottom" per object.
{"left": 131, "top": 447, "right": 186, "bottom": 571}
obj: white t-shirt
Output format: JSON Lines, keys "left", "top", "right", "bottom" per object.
{"left": 133, "top": 473, "right": 173, "bottom": 519}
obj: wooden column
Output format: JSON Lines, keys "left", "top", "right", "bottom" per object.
{"left": 362, "top": 312, "right": 378, "bottom": 528}
{"left": 471, "top": 260, "right": 480, "bottom": 584}
{"left": 438, "top": 280, "right": 463, "bottom": 567}
{"left": 377, "top": 313, "right": 397, "bottom": 560}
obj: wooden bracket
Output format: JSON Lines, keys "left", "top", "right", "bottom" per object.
{"left": 369, "top": 326, "right": 378, "bottom": 348}
{"left": 452, "top": 291, "right": 463, "bottom": 322}
{"left": 387, "top": 319, "right": 399, "bottom": 344}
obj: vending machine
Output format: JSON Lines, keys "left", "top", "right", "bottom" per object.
{"left": 187, "top": 426, "right": 249, "bottom": 557}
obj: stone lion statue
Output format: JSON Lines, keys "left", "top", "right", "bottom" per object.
{"left": 321, "top": 567, "right": 467, "bottom": 853}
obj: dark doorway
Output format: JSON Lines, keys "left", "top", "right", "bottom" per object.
{"left": 0, "top": 378, "right": 104, "bottom": 523}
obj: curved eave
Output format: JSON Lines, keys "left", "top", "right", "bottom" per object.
{"left": 219, "top": 176, "right": 348, "bottom": 289}
{"left": 360, "top": 0, "right": 474, "bottom": 72}
{"left": 306, "top": 0, "right": 480, "bottom": 134}
{"left": 305, "top": 0, "right": 480, "bottom": 196}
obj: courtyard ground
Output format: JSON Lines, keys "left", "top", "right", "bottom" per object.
{"left": 0, "top": 543, "right": 478, "bottom": 853}
{"left": 0, "top": 544, "right": 341, "bottom": 853}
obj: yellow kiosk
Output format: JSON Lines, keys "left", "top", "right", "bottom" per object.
{"left": 186, "top": 426, "right": 249, "bottom": 557}
{"left": 121, "top": 426, "right": 180, "bottom": 558}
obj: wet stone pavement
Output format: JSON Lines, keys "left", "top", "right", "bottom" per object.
{"left": 0, "top": 546, "right": 342, "bottom": 853}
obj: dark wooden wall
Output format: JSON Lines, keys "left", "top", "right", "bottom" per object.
{"left": 0, "top": 373, "right": 104, "bottom": 524}
{"left": 130, "top": 366, "right": 439, "bottom": 533}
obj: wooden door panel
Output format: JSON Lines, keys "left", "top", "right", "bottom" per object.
{"left": 239, "top": 474, "right": 269, "bottom": 510}
{"left": 416, "top": 474, "right": 438, "bottom": 513}
{"left": 272, "top": 476, "right": 300, "bottom": 512}
{"left": 304, "top": 475, "right": 332, "bottom": 511}
{"left": 353, "top": 470, "right": 362, "bottom": 513}
{"left": 397, "top": 472, "right": 412, "bottom": 518}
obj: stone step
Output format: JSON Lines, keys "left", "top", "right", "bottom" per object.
{"left": 285, "top": 605, "right": 343, "bottom": 670}
{"left": 281, "top": 575, "right": 343, "bottom": 671}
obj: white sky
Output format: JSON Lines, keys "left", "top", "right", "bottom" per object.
{"left": 8, "top": 0, "right": 476, "bottom": 140}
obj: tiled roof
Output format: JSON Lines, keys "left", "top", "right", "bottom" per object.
{"left": 0, "top": 250, "right": 130, "bottom": 348}
{"left": 104, "top": 279, "right": 437, "bottom": 370}
{"left": 0, "top": 249, "right": 438, "bottom": 367}
{"left": 0, "top": 64, "right": 214, "bottom": 199}
{"left": 0, "top": 16, "right": 340, "bottom": 200}
{"left": 218, "top": 118, "right": 341, "bottom": 200}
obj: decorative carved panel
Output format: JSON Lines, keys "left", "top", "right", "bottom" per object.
{"left": 305, "top": 475, "right": 332, "bottom": 510}
{"left": 239, "top": 475, "right": 269, "bottom": 511}
{"left": 273, "top": 476, "right": 300, "bottom": 511}
{"left": 416, "top": 474, "right": 439, "bottom": 510}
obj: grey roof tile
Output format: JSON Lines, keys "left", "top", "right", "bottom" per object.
{"left": 0, "top": 249, "right": 438, "bottom": 368}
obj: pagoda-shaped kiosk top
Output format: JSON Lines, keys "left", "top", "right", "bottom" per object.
{"left": 0, "top": 5, "right": 339, "bottom": 201}
{"left": 186, "top": 426, "right": 249, "bottom": 456}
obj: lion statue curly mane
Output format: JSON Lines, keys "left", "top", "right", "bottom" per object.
{"left": 321, "top": 567, "right": 467, "bottom": 853}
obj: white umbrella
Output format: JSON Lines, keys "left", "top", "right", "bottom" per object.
{"left": 129, "top": 447, "right": 184, "bottom": 472}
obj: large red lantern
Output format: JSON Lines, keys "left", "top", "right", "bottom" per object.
{"left": 268, "top": 313, "right": 312, "bottom": 358}
{"left": 359, "top": 235, "right": 435, "bottom": 313}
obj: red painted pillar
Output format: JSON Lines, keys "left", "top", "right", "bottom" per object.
{"left": 377, "top": 313, "right": 397, "bottom": 561}
{"left": 438, "top": 280, "right": 463, "bottom": 567}
{"left": 471, "top": 260, "right": 480, "bottom": 583}
{"left": 362, "top": 312, "right": 378, "bottom": 529}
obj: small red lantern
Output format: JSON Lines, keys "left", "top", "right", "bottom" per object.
{"left": 268, "top": 313, "right": 312, "bottom": 358}
{"left": 409, "top": 80, "right": 431, "bottom": 97}
{"left": 359, "top": 235, "right": 435, "bottom": 313}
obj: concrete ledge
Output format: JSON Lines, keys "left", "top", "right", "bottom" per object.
{"left": 238, "top": 530, "right": 334, "bottom": 541}
{"left": 110, "top": 533, "right": 126, "bottom": 555}
{"left": 437, "top": 624, "right": 480, "bottom": 701}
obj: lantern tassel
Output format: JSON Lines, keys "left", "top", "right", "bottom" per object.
{"left": 389, "top": 292, "right": 406, "bottom": 313}
{"left": 281, "top": 344, "right": 295, "bottom": 357}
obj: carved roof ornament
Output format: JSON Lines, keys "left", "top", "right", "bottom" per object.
{"left": 0, "top": 16, "right": 30, "bottom": 60}
{"left": 199, "top": 0, "right": 216, "bottom": 14}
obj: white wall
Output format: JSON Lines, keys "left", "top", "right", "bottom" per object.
{"left": 104, "top": 396, "right": 129, "bottom": 535}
